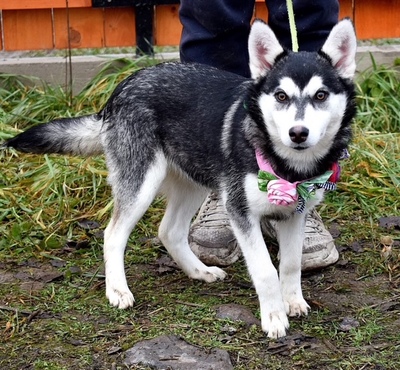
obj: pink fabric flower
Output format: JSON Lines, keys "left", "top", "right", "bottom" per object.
{"left": 267, "top": 179, "right": 298, "bottom": 206}
{"left": 328, "top": 162, "right": 341, "bottom": 183}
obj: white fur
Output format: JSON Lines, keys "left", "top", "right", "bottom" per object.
{"left": 221, "top": 97, "right": 242, "bottom": 154}
{"left": 248, "top": 20, "right": 285, "bottom": 79}
{"left": 104, "top": 151, "right": 168, "bottom": 308}
{"left": 105, "top": 154, "right": 227, "bottom": 309}
{"left": 258, "top": 76, "right": 348, "bottom": 173}
{"left": 233, "top": 174, "right": 322, "bottom": 335}
{"left": 158, "top": 168, "right": 227, "bottom": 282}
{"left": 65, "top": 115, "right": 103, "bottom": 155}
{"left": 321, "top": 19, "right": 357, "bottom": 79}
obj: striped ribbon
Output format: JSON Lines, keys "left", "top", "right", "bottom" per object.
{"left": 256, "top": 150, "right": 343, "bottom": 214}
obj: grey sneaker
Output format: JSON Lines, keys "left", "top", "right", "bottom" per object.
{"left": 261, "top": 210, "right": 339, "bottom": 271}
{"left": 189, "top": 193, "right": 339, "bottom": 270}
{"left": 189, "top": 192, "right": 241, "bottom": 266}
{"left": 301, "top": 209, "right": 339, "bottom": 271}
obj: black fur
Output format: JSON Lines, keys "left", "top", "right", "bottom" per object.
{"left": 4, "top": 60, "right": 355, "bottom": 185}
{"left": 2, "top": 19, "right": 358, "bottom": 339}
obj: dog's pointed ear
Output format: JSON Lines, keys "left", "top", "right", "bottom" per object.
{"left": 248, "top": 20, "right": 285, "bottom": 79}
{"left": 321, "top": 18, "right": 357, "bottom": 79}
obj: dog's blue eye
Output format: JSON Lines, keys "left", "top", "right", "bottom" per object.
{"left": 275, "top": 91, "right": 288, "bottom": 102}
{"left": 315, "top": 91, "right": 329, "bottom": 101}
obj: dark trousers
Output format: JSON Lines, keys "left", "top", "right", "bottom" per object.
{"left": 179, "top": 0, "right": 339, "bottom": 77}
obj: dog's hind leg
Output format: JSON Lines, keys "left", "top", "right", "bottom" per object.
{"left": 158, "top": 177, "right": 227, "bottom": 282}
{"left": 104, "top": 152, "right": 167, "bottom": 309}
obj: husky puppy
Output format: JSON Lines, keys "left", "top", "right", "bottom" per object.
{"left": 3, "top": 19, "right": 356, "bottom": 338}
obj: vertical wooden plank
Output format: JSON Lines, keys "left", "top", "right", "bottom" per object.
{"left": 354, "top": 0, "right": 400, "bottom": 39}
{"left": 154, "top": 5, "right": 181, "bottom": 46}
{"left": 0, "top": 12, "right": 3, "bottom": 51}
{"left": 339, "top": 0, "right": 354, "bottom": 19}
{"left": 0, "top": 0, "right": 92, "bottom": 10}
{"left": 2, "top": 9, "right": 53, "bottom": 51}
{"left": 254, "top": 2, "right": 268, "bottom": 22}
{"left": 53, "top": 8, "right": 105, "bottom": 49}
{"left": 104, "top": 8, "right": 136, "bottom": 47}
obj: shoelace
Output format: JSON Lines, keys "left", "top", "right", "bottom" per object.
{"left": 198, "top": 193, "right": 230, "bottom": 224}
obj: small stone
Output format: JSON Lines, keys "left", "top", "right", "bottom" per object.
{"left": 220, "top": 325, "right": 237, "bottom": 335}
{"left": 339, "top": 317, "right": 360, "bottom": 332}
{"left": 379, "top": 216, "right": 400, "bottom": 230}
{"left": 77, "top": 219, "right": 101, "bottom": 230}
{"left": 214, "top": 303, "right": 260, "bottom": 327}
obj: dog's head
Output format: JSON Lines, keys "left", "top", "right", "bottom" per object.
{"left": 247, "top": 19, "right": 356, "bottom": 176}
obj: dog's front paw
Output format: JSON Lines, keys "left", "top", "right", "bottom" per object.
{"left": 188, "top": 266, "right": 227, "bottom": 282}
{"left": 106, "top": 284, "right": 135, "bottom": 309}
{"left": 284, "top": 297, "right": 310, "bottom": 317}
{"left": 261, "top": 310, "right": 289, "bottom": 339}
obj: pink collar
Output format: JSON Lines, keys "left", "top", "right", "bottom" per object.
{"left": 255, "top": 150, "right": 341, "bottom": 213}
{"left": 256, "top": 150, "right": 276, "bottom": 175}
{"left": 255, "top": 149, "right": 342, "bottom": 183}
{"left": 256, "top": 150, "right": 290, "bottom": 180}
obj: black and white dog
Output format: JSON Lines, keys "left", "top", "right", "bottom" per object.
{"left": 3, "top": 19, "right": 356, "bottom": 338}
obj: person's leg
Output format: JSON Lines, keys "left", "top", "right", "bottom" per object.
{"left": 265, "top": 0, "right": 339, "bottom": 51}
{"left": 180, "top": 0, "right": 340, "bottom": 269}
{"left": 179, "top": 0, "right": 254, "bottom": 77}
{"left": 179, "top": 0, "right": 254, "bottom": 266}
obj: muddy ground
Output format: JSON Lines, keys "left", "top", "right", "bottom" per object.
{"left": 1, "top": 224, "right": 399, "bottom": 370}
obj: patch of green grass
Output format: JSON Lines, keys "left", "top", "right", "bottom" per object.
{"left": 321, "top": 61, "right": 400, "bottom": 260}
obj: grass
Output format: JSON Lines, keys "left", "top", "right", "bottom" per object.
{"left": 0, "top": 57, "right": 400, "bottom": 369}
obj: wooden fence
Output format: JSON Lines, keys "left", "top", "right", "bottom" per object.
{"left": 0, "top": 0, "right": 399, "bottom": 52}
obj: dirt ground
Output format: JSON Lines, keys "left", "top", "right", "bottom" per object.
{"left": 1, "top": 228, "right": 399, "bottom": 370}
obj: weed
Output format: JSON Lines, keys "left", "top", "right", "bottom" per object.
{"left": 1, "top": 58, "right": 400, "bottom": 369}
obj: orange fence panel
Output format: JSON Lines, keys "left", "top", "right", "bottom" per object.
{"left": 155, "top": 5, "right": 181, "bottom": 46}
{"left": 0, "top": 1, "right": 399, "bottom": 51}
{"left": 0, "top": 0, "right": 91, "bottom": 10}
{"left": 339, "top": 0, "right": 354, "bottom": 19}
{"left": 53, "top": 7, "right": 105, "bottom": 49}
{"left": 254, "top": 3, "right": 268, "bottom": 22}
{"left": 355, "top": 0, "right": 400, "bottom": 39}
{"left": 2, "top": 9, "right": 53, "bottom": 50}
{"left": 104, "top": 8, "right": 136, "bottom": 48}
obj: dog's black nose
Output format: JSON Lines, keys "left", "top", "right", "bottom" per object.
{"left": 289, "top": 126, "right": 309, "bottom": 144}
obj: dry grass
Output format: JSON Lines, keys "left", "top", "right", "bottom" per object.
{"left": 0, "top": 58, "right": 399, "bottom": 370}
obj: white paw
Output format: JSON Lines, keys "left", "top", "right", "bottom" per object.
{"left": 189, "top": 266, "right": 227, "bottom": 282}
{"left": 284, "top": 298, "right": 310, "bottom": 317}
{"left": 261, "top": 310, "right": 289, "bottom": 339}
{"left": 106, "top": 284, "right": 135, "bottom": 309}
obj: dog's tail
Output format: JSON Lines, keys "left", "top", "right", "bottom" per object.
{"left": 2, "top": 114, "right": 104, "bottom": 156}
